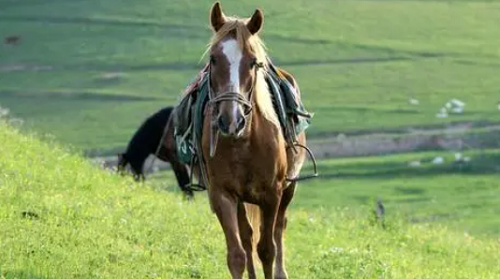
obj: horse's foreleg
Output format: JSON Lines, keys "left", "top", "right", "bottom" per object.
{"left": 237, "top": 202, "right": 257, "bottom": 279}
{"left": 210, "top": 190, "right": 246, "bottom": 279}
{"left": 274, "top": 182, "right": 296, "bottom": 279}
{"left": 257, "top": 192, "right": 281, "bottom": 279}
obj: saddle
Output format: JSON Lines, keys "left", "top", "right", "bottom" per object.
{"left": 172, "top": 64, "right": 209, "bottom": 165}
{"left": 172, "top": 59, "right": 315, "bottom": 188}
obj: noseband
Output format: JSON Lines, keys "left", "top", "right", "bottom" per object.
{"left": 207, "top": 61, "right": 264, "bottom": 157}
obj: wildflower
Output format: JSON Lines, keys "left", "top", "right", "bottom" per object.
{"left": 432, "top": 156, "right": 444, "bottom": 164}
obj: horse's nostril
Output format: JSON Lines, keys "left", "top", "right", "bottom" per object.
{"left": 237, "top": 117, "right": 246, "bottom": 131}
{"left": 217, "top": 115, "right": 228, "bottom": 132}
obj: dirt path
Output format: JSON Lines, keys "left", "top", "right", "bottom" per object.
{"left": 92, "top": 121, "right": 500, "bottom": 174}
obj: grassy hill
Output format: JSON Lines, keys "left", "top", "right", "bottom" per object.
{"left": 2, "top": 120, "right": 500, "bottom": 278}
{"left": 1, "top": 0, "right": 500, "bottom": 152}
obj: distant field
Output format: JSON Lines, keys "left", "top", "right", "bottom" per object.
{"left": 1, "top": 0, "right": 500, "bottom": 153}
{"left": 2, "top": 2, "right": 500, "bottom": 276}
{"left": 297, "top": 149, "right": 500, "bottom": 237}
{"left": 2, "top": 121, "right": 500, "bottom": 279}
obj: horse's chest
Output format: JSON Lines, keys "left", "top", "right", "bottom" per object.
{"left": 210, "top": 147, "right": 281, "bottom": 182}
{"left": 205, "top": 135, "right": 287, "bottom": 200}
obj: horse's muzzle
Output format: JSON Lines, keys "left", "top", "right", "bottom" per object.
{"left": 217, "top": 113, "right": 246, "bottom": 137}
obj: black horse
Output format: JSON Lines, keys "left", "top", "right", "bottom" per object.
{"left": 117, "top": 106, "right": 192, "bottom": 196}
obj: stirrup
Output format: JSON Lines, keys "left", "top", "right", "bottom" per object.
{"left": 184, "top": 154, "right": 207, "bottom": 192}
{"left": 286, "top": 143, "right": 319, "bottom": 182}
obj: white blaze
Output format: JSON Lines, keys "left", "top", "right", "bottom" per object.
{"left": 221, "top": 39, "right": 242, "bottom": 122}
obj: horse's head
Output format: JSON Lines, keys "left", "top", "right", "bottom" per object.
{"left": 207, "top": 2, "right": 266, "bottom": 138}
{"left": 116, "top": 153, "right": 128, "bottom": 174}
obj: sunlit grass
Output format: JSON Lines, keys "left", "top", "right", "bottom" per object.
{"left": 1, "top": 122, "right": 500, "bottom": 278}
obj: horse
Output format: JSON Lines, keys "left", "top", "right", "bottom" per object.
{"left": 117, "top": 106, "right": 193, "bottom": 197}
{"left": 196, "top": 3, "right": 308, "bottom": 278}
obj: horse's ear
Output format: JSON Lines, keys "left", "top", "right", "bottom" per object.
{"left": 210, "top": 2, "right": 226, "bottom": 32}
{"left": 246, "top": 8, "right": 264, "bottom": 35}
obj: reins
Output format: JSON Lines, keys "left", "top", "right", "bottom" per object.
{"left": 147, "top": 59, "right": 319, "bottom": 194}
{"left": 196, "top": 60, "right": 318, "bottom": 185}
{"left": 181, "top": 62, "right": 264, "bottom": 192}
{"left": 206, "top": 62, "right": 262, "bottom": 157}
{"left": 149, "top": 119, "right": 207, "bottom": 194}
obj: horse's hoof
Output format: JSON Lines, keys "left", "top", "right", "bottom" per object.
{"left": 183, "top": 191, "right": 195, "bottom": 200}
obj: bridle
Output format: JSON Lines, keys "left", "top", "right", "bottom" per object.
{"left": 206, "top": 60, "right": 264, "bottom": 157}
{"left": 185, "top": 57, "right": 318, "bottom": 193}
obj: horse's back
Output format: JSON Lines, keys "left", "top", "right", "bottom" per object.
{"left": 148, "top": 106, "right": 174, "bottom": 129}
{"left": 135, "top": 106, "right": 173, "bottom": 144}
{"left": 276, "top": 67, "right": 301, "bottom": 98}
{"left": 124, "top": 106, "right": 174, "bottom": 163}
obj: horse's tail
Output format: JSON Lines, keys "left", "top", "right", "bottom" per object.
{"left": 244, "top": 203, "right": 261, "bottom": 262}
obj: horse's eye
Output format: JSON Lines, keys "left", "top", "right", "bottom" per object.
{"left": 210, "top": 55, "right": 216, "bottom": 65}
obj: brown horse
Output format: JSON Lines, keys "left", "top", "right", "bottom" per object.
{"left": 198, "top": 3, "right": 307, "bottom": 279}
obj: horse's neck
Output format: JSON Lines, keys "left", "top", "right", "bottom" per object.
{"left": 252, "top": 73, "right": 281, "bottom": 130}
{"left": 249, "top": 102, "right": 283, "bottom": 147}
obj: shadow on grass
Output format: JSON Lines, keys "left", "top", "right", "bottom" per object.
{"left": 1, "top": 271, "right": 52, "bottom": 279}
{"left": 0, "top": 90, "right": 160, "bottom": 102}
{"left": 312, "top": 105, "right": 422, "bottom": 115}
{"left": 0, "top": 15, "right": 197, "bottom": 30}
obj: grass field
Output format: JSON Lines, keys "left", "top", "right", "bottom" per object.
{"left": 151, "top": 148, "right": 500, "bottom": 238}
{"left": 1, "top": 0, "right": 500, "bottom": 152}
{"left": 2, "top": 121, "right": 500, "bottom": 278}
{"left": 299, "top": 150, "right": 500, "bottom": 237}
{"left": 2, "top": 1, "right": 500, "bottom": 277}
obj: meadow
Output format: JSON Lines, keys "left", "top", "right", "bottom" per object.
{"left": 2, "top": 121, "right": 500, "bottom": 279}
{"left": 2, "top": 1, "right": 500, "bottom": 277}
{"left": 1, "top": 0, "right": 500, "bottom": 152}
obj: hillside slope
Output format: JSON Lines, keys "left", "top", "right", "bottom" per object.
{"left": 1, "top": 122, "right": 500, "bottom": 278}
{"left": 1, "top": 0, "right": 500, "bottom": 152}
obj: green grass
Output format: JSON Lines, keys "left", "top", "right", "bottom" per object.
{"left": 149, "top": 147, "right": 500, "bottom": 238}
{"left": 1, "top": 0, "right": 500, "bottom": 152}
{"left": 296, "top": 149, "right": 500, "bottom": 237}
{"left": 2, "top": 114, "right": 500, "bottom": 278}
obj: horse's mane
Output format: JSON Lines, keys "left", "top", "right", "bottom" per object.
{"left": 202, "top": 17, "right": 281, "bottom": 130}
